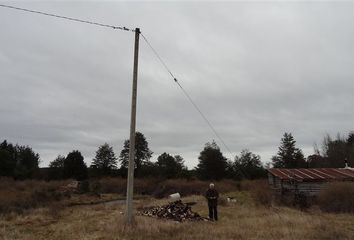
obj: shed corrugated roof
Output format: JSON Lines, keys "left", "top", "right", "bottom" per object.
{"left": 268, "top": 168, "right": 354, "bottom": 182}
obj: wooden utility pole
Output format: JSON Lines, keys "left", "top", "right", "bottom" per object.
{"left": 125, "top": 27, "right": 140, "bottom": 224}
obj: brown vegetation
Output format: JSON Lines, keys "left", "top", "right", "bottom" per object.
{"left": 248, "top": 179, "right": 273, "bottom": 207}
{"left": 95, "top": 178, "right": 239, "bottom": 198}
{"left": 1, "top": 178, "right": 354, "bottom": 239}
{"left": 0, "top": 178, "right": 70, "bottom": 214}
{"left": 1, "top": 192, "right": 354, "bottom": 240}
{"left": 318, "top": 181, "right": 354, "bottom": 213}
{"left": 0, "top": 177, "right": 239, "bottom": 214}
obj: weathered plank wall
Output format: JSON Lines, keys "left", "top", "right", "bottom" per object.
{"left": 268, "top": 173, "right": 333, "bottom": 196}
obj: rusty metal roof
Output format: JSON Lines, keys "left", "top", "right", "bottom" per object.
{"left": 268, "top": 168, "right": 354, "bottom": 182}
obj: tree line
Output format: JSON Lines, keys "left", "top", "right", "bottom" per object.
{"left": 271, "top": 132, "right": 354, "bottom": 168}
{"left": 1, "top": 131, "right": 353, "bottom": 181}
{"left": 0, "top": 140, "right": 39, "bottom": 179}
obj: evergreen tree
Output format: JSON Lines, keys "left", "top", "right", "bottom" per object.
{"left": 49, "top": 155, "right": 65, "bottom": 168}
{"left": 91, "top": 143, "right": 117, "bottom": 175}
{"left": 224, "top": 159, "right": 235, "bottom": 179}
{"left": 234, "top": 149, "right": 267, "bottom": 179}
{"left": 156, "top": 153, "right": 186, "bottom": 178}
{"left": 13, "top": 145, "right": 40, "bottom": 179}
{"left": 348, "top": 132, "right": 354, "bottom": 145}
{"left": 196, "top": 141, "right": 227, "bottom": 180}
{"left": 64, "top": 150, "right": 88, "bottom": 180}
{"left": 315, "top": 133, "right": 354, "bottom": 167}
{"left": 324, "top": 134, "right": 347, "bottom": 167}
{"left": 348, "top": 132, "right": 354, "bottom": 166}
{"left": 48, "top": 155, "right": 65, "bottom": 179}
{"left": 0, "top": 140, "right": 16, "bottom": 177}
{"left": 307, "top": 154, "right": 325, "bottom": 168}
{"left": 119, "top": 132, "right": 152, "bottom": 177}
{"left": 272, "top": 133, "right": 306, "bottom": 168}
{"left": 0, "top": 140, "right": 40, "bottom": 178}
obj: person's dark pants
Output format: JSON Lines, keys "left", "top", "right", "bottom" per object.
{"left": 208, "top": 205, "right": 218, "bottom": 221}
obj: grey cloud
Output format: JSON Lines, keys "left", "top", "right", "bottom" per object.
{"left": 1, "top": 1, "right": 354, "bottom": 168}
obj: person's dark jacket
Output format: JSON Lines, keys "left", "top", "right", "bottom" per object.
{"left": 205, "top": 188, "right": 219, "bottom": 207}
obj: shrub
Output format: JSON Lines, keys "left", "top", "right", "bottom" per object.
{"left": 239, "top": 180, "right": 254, "bottom": 191}
{"left": 96, "top": 177, "right": 126, "bottom": 194}
{"left": 0, "top": 178, "right": 69, "bottom": 214}
{"left": 78, "top": 180, "right": 90, "bottom": 193}
{"left": 318, "top": 181, "right": 354, "bottom": 213}
{"left": 0, "top": 177, "right": 242, "bottom": 213}
{"left": 249, "top": 179, "right": 272, "bottom": 207}
{"left": 151, "top": 179, "right": 240, "bottom": 198}
{"left": 151, "top": 179, "right": 205, "bottom": 198}
{"left": 94, "top": 178, "right": 239, "bottom": 198}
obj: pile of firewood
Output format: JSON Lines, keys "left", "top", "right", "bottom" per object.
{"left": 138, "top": 200, "right": 209, "bottom": 222}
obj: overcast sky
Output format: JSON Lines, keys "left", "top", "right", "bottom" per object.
{"left": 1, "top": 1, "right": 354, "bottom": 168}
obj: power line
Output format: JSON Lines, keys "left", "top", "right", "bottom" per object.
{"left": 0, "top": 4, "right": 134, "bottom": 32}
{"left": 141, "top": 34, "right": 175, "bottom": 79}
{"left": 175, "top": 81, "right": 234, "bottom": 158}
{"left": 0, "top": 3, "right": 233, "bottom": 158}
{"left": 141, "top": 33, "right": 234, "bottom": 158}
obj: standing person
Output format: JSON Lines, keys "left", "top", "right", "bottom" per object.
{"left": 205, "top": 183, "right": 219, "bottom": 221}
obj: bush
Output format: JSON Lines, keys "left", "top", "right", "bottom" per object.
{"left": 150, "top": 179, "right": 239, "bottom": 198}
{"left": 94, "top": 178, "right": 239, "bottom": 198}
{"left": 318, "top": 181, "right": 354, "bottom": 213}
{"left": 96, "top": 177, "right": 126, "bottom": 194}
{"left": 151, "top": 179, "right": 206, "bottom": 198}
{"left": 249, "top": 179, "right": 272, "bottom": 207}
{"left": 78, "top": 180, "right": 90, "bottom": 194}
{"left": 0, "top": 178, "right": 70, "bottom": 214}
{"left": 0, "top": 177, "right": 242, "bottom": 213}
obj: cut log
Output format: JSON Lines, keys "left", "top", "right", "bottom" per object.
{"left": 138, "top": 200, "right": 209, "bottom": 222}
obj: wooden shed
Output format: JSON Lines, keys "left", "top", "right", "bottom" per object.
{"left": 268, "top": 168, "right": 354, "bottom": 197}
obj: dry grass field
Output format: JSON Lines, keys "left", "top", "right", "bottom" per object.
{"left": 1, "top": 190, "right": 354, "bottom": 240}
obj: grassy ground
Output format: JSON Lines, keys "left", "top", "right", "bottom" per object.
{"left": 1, "top": 191, "right": 354, "bottom": 240}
